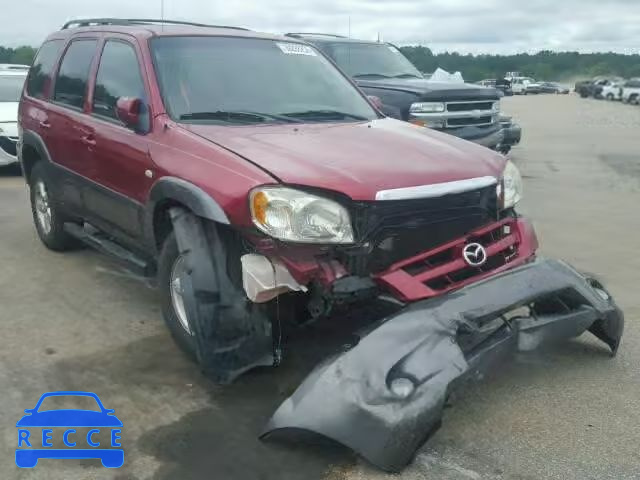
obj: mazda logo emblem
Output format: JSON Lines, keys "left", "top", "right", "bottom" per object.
{"left": 462, "top": 243, "right": 487, "bottom": 267}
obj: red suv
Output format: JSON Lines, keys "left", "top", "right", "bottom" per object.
{"left": 19, "top": 18, "right": 623, "bottom": 472}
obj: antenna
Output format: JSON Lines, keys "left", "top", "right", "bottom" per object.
{"left": 160, "top": 0, "right": 164, "bottom": 30}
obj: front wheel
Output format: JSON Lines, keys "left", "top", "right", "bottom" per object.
{"left": 158, "top": 231, "right": 197, "bottom": 359}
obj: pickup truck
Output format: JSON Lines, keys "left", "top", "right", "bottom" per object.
{"left": 289, "top": 34, "right": 505, "bottom": 151}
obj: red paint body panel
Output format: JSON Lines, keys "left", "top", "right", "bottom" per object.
{"left": 374, "top": 217, "right": 539, "bottom": 301}
{"left": 184, "top": 120, "right": 506, "bottom": 201}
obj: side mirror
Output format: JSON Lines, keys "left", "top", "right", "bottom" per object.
{"left": 367, "top": 95, "right": 383, "bottom": 110}
{"left": 116, "top": 97, "right": 142, "bottom": 131}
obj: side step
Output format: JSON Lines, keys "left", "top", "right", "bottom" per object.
{"left": 64, "top": 223, "right": 154, "bottom": 278}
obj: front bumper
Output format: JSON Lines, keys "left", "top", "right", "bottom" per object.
{"left": 262, "top": 258, "right": 623, "bottom": 471}
{"left": 442, "top": 124, "right": 504, "bottom": 149}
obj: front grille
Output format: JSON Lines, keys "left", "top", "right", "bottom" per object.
{"left": 337, "top": 185, "right": 499, "bottom": 275}
{"left": 447, "top": 116, "right": 493, "bottom": 127}
{"left": 446, "top": 101, "right": 494, "bottom": 112}
{"left": 376, "top": 218, "right": 520, "bottom": 298}
{"left": 0, "top": 136, "right": 17, "bottom": 157}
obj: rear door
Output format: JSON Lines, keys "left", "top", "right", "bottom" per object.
{"left": 46, "top": 37, "right": 99, "bottom": 213}
{"left": 84, "top": 36, "right": 154, "bottom": 242}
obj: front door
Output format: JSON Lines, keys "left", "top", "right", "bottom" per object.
{"left": 83, "top": 38, "right": 154, "bottom": 242}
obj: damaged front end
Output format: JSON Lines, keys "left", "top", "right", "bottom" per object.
{"left": 262, "top": 258, "right": 623, "bottom": 472}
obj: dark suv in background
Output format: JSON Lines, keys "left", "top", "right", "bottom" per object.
{"left": 288, "top": 33, "right": 520, "bottom": 152}
{"left": 19, "top": 18, "right": 623, "bottom": 473}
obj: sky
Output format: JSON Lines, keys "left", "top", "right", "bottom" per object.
{"left": 3, "top": 0, "right": 640, "bottom": 55}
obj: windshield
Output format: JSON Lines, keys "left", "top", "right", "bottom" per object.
{"left": 0, "top": 75, "right": 26, "bottom": 102}
{"left": 327, "top": 42, "right": 423, "bottom": 79}
{"left": 151, "top": 37, "right": 378, "bottom": 124}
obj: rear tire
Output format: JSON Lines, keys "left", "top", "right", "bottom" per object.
{"left": 158, "top": 231, "right": 197, "bottom": 360}
{"left": 29, "top": 162, "right": 77, "bottom": 251}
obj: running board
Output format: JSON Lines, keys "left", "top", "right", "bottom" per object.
{"left": 64, "top": 223, "right": 154, "bottom": 278}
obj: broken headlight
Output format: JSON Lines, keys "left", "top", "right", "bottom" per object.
{"left": 499, "top": 160, "right": 523, "bottom": 209}
{"left": 250, "top": 187, "right": 354, "bottom": 244}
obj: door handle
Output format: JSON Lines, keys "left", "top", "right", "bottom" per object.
{"left": 39, "top": 121, "right": 51, "bottom": 129}
{"left": 81, "top": 135, "right": 96, "bottom": 146}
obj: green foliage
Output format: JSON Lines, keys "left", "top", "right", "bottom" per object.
{"left": 399, "top": 46, "right": 640, "bottom": 81}
{"left": 1, "top": 43, "right": 638, "bottom": 82}
{"left": 0, "top": 46, "right": 37, "bottom": 66}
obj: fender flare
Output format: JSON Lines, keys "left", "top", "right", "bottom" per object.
{"left": 144, "top": 176, "right": 230, "bottom": 251}
{"left": 19, "top": 129, "right": 54, "bottom": 182}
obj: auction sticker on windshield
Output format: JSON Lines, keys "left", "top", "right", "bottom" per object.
{"left": 276, "top": 42, "right": 317, "bottom": 56}
{"left": 15, "top": 391, "right": 123, "bottom": 468}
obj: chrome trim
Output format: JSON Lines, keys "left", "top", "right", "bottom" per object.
{"left": 375, "top": 176, "right": 497, "bottom": 201}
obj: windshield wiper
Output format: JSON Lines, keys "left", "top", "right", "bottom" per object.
{"left": 393, "top": 73, "right": 423, "bottom": 79}
{"left": 279, "top": 109, "right": 369, "bottom": 121}
{"left": 179, "top": 110, "right": 301, "bottom": 123}
{"left": 352, "top": 73, "right": 391, "bottom": 79}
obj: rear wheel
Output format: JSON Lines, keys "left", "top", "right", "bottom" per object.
{"left": 29, "top": 162, "right": 77, "bottom": 251}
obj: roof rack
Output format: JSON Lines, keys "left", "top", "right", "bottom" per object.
{"left": 61, "top": 18, "right": 249, "bottom": 31}
{"left": 285, "top": 33, "right": 347, "bottom": 39}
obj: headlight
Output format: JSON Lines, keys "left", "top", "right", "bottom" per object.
{"left": 500, "top": 160, "right": 523, "bottom": 208}
{"left": 250, "top": 187, "right": 354, "bottom": 244}
{"left": 492, "top": 101, "right": 501, "bottom": 112}
{"left": 409, "top": 102, "right": 445, "bottom": 113}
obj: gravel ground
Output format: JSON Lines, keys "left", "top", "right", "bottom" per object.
{"left": 0, "top": 94, "right": 639, "bottom": 479}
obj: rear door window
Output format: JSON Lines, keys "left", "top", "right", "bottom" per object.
{"left": 26, "top": 40, "right": 64, "bottom": 99}
{"left": 92, "top": 40, "right": 147, "bottom": 122}
{"left": 54, "top": 39, "right": 98, "bottom": 110}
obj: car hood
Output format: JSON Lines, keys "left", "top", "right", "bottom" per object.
{"left": 182, "top": 118, "right": 506, "bottom": 201}
{"left": 0, "top": 102, "right": 18, "bottom": 125}
{"left": 355, "top": 78, "right": 501, "bottom": 101}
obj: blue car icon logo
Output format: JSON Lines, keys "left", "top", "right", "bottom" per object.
{"left": 16, "top": 391, "right": 123, "bottom": 468}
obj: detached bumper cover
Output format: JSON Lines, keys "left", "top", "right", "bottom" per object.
{"left": 262, "top": 258, "right": 623, "bottom": 471}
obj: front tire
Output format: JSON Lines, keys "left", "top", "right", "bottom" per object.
{"left": 29, "top": 162, "right": 77, "bottom": 251}
{"left": 158, "top": 231, "right": 197, "bottom": 359}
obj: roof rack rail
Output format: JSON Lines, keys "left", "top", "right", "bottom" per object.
{"left": 61, "top": 18, "right": 249, "bottom": 31}
{"left": 285, "top": 33, "right": 347, "bottom": 39}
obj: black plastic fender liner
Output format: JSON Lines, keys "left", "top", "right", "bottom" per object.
{"left": 261, "top": 258, "right": 624, "bottom": 472}
{"left": 169, "top": 207, "right": 274, "bottom": 384}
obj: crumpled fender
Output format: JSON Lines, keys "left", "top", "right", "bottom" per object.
{"left": 261, "top": 258, "right": 623, "bottom": 472}
{"left": 170, "top": 208, "right": 274, "bottom": 384}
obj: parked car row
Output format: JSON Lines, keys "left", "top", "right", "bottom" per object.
{"left": 477, "top": 76, "right": 569, "bottom": 95}
{"left": 575, "top": 77, "right": 640, "bottom": 104}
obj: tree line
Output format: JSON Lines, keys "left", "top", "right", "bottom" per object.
{"left": 399, "top": 46, "right": 640, "bottom": 82}
{"left": 2, "top": 43, "right": 639, "bottom": 82}
{"left": 0, "top": 46, "right": 36, "bottom": 65}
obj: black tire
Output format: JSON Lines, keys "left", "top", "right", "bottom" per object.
{"left": 29, "top": 162, "right": 77, "bottom": 251}
{"left": 158, "top": 231, "right": 197, "bottom": 360}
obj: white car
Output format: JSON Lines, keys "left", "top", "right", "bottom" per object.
{"left": 0, "top": 69, "right": 28, "bottom": 167}
{"left": 621, "top": 79, "right": 640, "bottom": 105}
{"left": 602, "top": 83, "right": 623, "bottom": 101}
{"left": 510, "top": 77, "right": 541, "bottom": 95}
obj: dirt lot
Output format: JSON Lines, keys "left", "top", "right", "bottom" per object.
{"left": 1, "top": 94, "right": 639, "bottom": 479}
